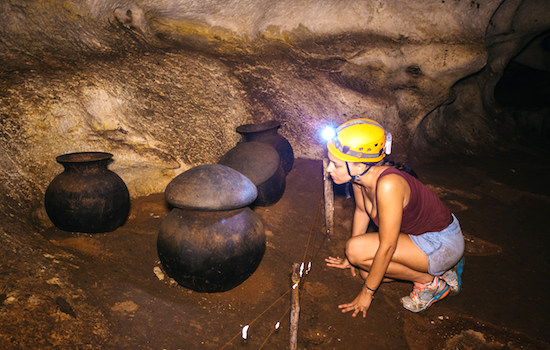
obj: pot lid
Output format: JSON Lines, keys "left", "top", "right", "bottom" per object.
{"left": 165, "top": 164, "right": 257, "bottom": 210}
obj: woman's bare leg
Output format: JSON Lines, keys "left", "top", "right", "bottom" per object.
{"left": 345, "top": 232, "right": 433, "bottom": 284}
{"left": 357, "top": 269, "right": 395, "bottom": 282}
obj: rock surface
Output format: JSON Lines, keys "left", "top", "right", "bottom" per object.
{"left": 1, "top": 157, "right": 549, "bottom": 348}
{"left": 0, "top": 2, "right": 549, "bottom": 346}
{"left": 1, "top": 0, "right": 549, "bottom": 203}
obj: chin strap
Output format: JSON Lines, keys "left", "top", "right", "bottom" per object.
{"left": 344, "top": 162, "right": 371, "bottom": 198}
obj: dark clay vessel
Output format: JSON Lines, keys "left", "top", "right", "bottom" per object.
{"left": 219, "top": 141, "right": 286, "bottom": 206}
{"left": 236, "top": 120, "right": 294, "bottom": 174}
{"left": 44, "top": 152, "right": 130, "bottom": 233}
{"left": 157, "top": 207, "right": 265, "bottom": 293}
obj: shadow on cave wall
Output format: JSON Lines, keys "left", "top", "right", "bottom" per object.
{"left": 412, "top": 27, "right": 550, "bottom": 163}
{"left": 494, "top": 30, "right": 550, "bottom": 143}
{"left": 496, "top": 63, "right": 550, "bottom": 111}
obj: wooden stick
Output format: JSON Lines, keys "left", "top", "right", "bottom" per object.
{"left": 290, "top": 263, "right": 300, "bottom": 350}
{"left": 323, "top": 158, "right": 334, "bottom": 236}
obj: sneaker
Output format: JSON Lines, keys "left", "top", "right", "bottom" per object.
{"left": 400, "top": 276, "right": 450, "bottom": 313}
{"left": 442, "top": 257, "right": 464, "bottom": 295}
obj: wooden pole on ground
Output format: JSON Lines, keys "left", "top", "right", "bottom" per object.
{"left": 323, "top": 158, "right": 334, "bottom": 237}
{"left": 290, "top": 263, "right": 300, "bottom": 350}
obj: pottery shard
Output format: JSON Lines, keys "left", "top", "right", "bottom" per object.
{"left": 164, "top": 164, "right": 257, "bottom": 210}
{"left": 218, "top": 141, "right": 280, "bottom": 185}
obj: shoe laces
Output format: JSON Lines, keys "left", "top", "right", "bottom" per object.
{"left": 443, "top": 269, "right": 455, "bottom": 281}
{"left": 410, "top": 282, "right": 428, "bottom": 300}
{"left": 410, "top": 277, "right": 443, "bottom": 300}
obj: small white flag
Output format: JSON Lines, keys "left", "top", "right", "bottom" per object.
{"left": 242, "top": 325, "right": 249, "bottom": 340}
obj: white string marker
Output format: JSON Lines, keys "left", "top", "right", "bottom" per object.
{"left": 299, "top": 262, "right": 304, "bottom": 277}
{"left": 292, "top": 282, "right": 298, "bottom": 289}
{"left": 275, "top": 322, "right": 280, "bottom": 330}
{"left": 242, "top": 325, "right": 249, "bottom": 340}
{"left": 306, "top": 262, "right": 312, "bottom": 274}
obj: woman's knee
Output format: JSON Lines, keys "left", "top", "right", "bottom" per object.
{"left": 345, "top": 237, "right": 374, "bottom": 265}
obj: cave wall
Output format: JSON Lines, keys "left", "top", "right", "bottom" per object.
{"left": 1, "top": 0, "right": 549, "bottom": 213}
{"left": 414, "top": 0, "right": 550, "bottom": 157}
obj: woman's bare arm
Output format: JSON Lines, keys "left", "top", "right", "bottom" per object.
{"left": 338, "top": 175, "right": 407, "bottom": 317}
{"left": 364, "top": 174, "right": 405, "bottom": 291}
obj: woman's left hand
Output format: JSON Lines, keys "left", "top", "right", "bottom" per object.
{"left": 325, "top": 256, "right": 357, "bottom": 277}
{"left": 338, "top": 288, "right": 373, "bottom": 318}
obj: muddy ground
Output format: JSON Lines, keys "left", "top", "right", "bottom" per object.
{"left": 2, "top": 145, "right": 550, "bottom": 349}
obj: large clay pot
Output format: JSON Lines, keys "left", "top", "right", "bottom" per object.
{"left": 219, "top": 141, "right": 286, "bottom": 206}
{"left": 157, "top": 207, "right": 265, "bottom": 292}
{"left": 159, "top": 164, "right": 265, "bottom": 292}
{"left": 44, "top": 152, "right": 130, "bottom": 233}
{"left": 236, "top": 120, "right": 294, "bottom": 174}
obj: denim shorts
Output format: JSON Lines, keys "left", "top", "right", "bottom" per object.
{"left": 409, "top": 214, "right": 464, "bottom": 276}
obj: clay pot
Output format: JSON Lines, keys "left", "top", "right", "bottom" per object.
{"left": 44, "top": 152, "right": 130, "bottom": 233}
{"left": 236, "top": 120, "right": 294, "bottom": 174}
{"left": 159, "top": 164, "right": 265, "bottom": 292}
{"left": 157, "top": 207, "right": 265, "bottom": 293}
{"left": 219, "top": 141, "right": 286, "bottom": 206}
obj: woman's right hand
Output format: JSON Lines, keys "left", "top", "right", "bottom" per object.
{"left": 325, "top": 256, "right": 357, "bottom": 277}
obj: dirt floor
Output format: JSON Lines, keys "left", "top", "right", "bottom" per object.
{"left": 3, "top": 145, "right": 550, "bottom": 349}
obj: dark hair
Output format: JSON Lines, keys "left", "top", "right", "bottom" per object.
{"left": 375, "top": 159, "right": 418, "bottom": 178}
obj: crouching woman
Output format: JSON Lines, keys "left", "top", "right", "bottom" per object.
{"left": 324, "top": 118, "right": 464, "bottom": 317}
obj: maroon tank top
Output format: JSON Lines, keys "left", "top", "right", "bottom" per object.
{"left": 371, "top": 168, "right": 452, "bottom": 235}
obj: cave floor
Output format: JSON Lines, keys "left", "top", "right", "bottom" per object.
{"left": 11, "top": 149, "right": 550, "bottom": 349}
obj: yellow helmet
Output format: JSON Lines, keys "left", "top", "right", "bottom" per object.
{"left": 326, "top": 118, "right": 390, "bottom": 163}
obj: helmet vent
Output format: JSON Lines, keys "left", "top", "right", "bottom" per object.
{"left": 342, "top": 146, "right": 350, "bottom": 154}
